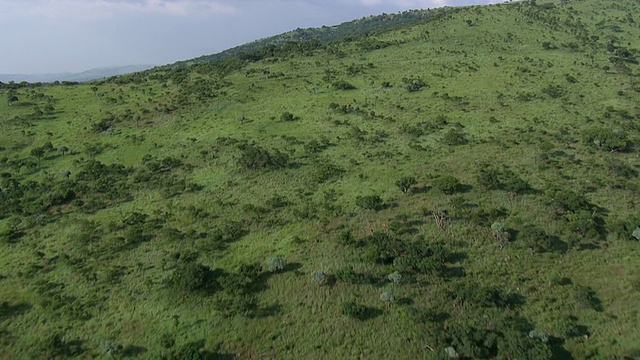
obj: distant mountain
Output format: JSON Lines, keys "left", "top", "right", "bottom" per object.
{"left": 177, "top": 8, "right": 450, "bottom": 65}
{"left": 0, "top": 65, "right": 156, "bottom": 83}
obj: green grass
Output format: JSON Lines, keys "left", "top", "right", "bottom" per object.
{"left": 1, "top": 0, "right": 640, "bottom": 358}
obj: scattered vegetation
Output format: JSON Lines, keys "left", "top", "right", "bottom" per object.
{"left": 1, "top": 0, "right": 639, "bottom": 358}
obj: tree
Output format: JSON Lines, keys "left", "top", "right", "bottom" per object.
{"left": 59, "top": 146, "right": 69, "bottom": 157}
{"left": 30, "top": 147, "right": 45, "bottom": 163}
{"left": 396, "top": 176, "right": 417, "bottom": 194}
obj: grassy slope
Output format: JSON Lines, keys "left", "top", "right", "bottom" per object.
{"left": 1, "top": 0, "right": 640, "bottom": 358}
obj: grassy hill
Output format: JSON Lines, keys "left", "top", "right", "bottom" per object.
{"left": 1, "top": 0, "right": 640, "bottom": 358}
{"left": 176, "top": 8, "right": 449, "bottom": 65}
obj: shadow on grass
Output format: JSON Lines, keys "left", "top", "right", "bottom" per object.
{"left": 458, "top": 184, "right": 474, "bottom": 193}
{"left": 549, "top": 336, "right": 574, "bottom": 360}
{"left": 397, "top": 297, "right": 414, "bottom": 306}
{"left": 122, "top": 344, "right": 147, "bottom": 357}
{"left": 255, "top": 302, "right": 282, "bottom": 318}
{"left": 169, "top": 339, "right": 237, "bottom": 360}
{"left": 342, "top": 301, "right": 383, "bottom": 321}
{"left": 0, "top": 302, "right": 32, "bottom": 320}
{"left": 443, "top": 266, "right": 466, "bottom": 278}
{"left": 411, "top": 185, "right": 432, "bottom": 194}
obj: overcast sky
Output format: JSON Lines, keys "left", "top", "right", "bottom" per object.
{"left": 0, "top": 0, "right": 503, "bottom": 74}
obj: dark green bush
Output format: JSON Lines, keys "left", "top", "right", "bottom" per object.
{"left": 477, "top": 167, "right": 502, "bottom": 190}
{"left": 169, "top": 261, "right": 218, "bottom": 293}
{"left": 280, "top": 112, "right": 299, "bottom": 122}
{"left": 432, "top": 176, "right": 461, "bottom": 195}
{"left": 332, "top": 80, "right": 357, "bottom": 90}
{"left": 541, "top": 84, "right": 566, "bottom": 98}
{"left": 402, "top": 78, "right": 427, "bottom": 92}
{"left": 237, "top": 144, "right": 289, "bottom": 170}
{"left": 313, "top": 162, "right": 345, "bottom": 183}
{"left": 547, "top": 189, "right": 592, "bottom": 214}
{"left": 518, "top": 225, "right": 554, "bottom": 253}
{"left": 565, "top": 210, "right": 600, "bottom": 238}
{"left": 355, "top": 195, "right": 383, "bottom": 211}
{"left": 442, "top": 128, "right": 467, "bottom": 145}
{"left": 450, "top": 282, "right": 510, "bottom": 308}
{"left": 582, "top": 127, "right": 629, "bottom": 152}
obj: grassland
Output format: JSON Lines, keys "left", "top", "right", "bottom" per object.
{"left": 1, "top": 0, "right": 640, "bottom": 358}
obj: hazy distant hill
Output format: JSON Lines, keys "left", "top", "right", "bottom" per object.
{"left": 178, "top": 8, "right": 448, "bottom": 65}
{"left": 0, "top": 65, "right": 156, "bottom": 83}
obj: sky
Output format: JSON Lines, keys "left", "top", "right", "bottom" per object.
{"left": 0, "top": 0, "right": 503, "bottom": 74}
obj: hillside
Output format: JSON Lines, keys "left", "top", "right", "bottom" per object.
{"left": 176, "top": 8, "right": 449, "bottom": 65}
{"left": 1, "top": 0, "right": 640, "bottom": 358}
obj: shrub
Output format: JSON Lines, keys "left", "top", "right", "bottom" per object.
{"left": 500, "top": 169, "right": 531, "bottom": 194}
{"left": 313, "top": 162, "right": 345, "bottom": 183}
{"left": 387, "top": 271, "right": 402, "bottom": 284}
{"left": 379, "top": 292, "right": 396, "bottom": 309}
{"left": 442, "top": 128, "right": 467, "bottom": 145}
{"left": 162, "top": 341, "right": 206, "bottom": 360}
{"left": 498, "top": 330, "right": 552, "bottom": 359}
{"left": 237, "top": 144, "right": 289, "bottom": 170}
{"left": 433, "top": 176, "right": 461, "bottom": 195}
{"left": 100, "top": 341, "right": 124, "bottom": 357}
{"left": 477, "top": 167, "right": 501, "bottom": 190}
{"left": 266, "top": 256, "right": 287, "bottom": 272}
{"left": 332, "top": 80, "right": 356, "bottom": 90}
{"left": 403, "top": 78, "right": 427, "bottom": 92}
{"left": 548, "top": 189, "right": 592, "bottom": 214}
{"left": 280, "top": 112, "right": 299, "bottom": 122}
{"left": 541, "top": 84, "right": 566, "bottom": 98}
{"left": 355, "top": 195, "right": 383, "bottom": 211}
{"left": 565, "top": 210, "right": 599, "bottom": 238}
{"left": 335, "top": 267, "right": 376, "bottom": 284}
{"left": 311, "top": 270, "right": 328, "bottom": 285}
{"left": 169, "top": 261, "right": 218, "bottom": 293}
{"left": 528, "top": 330, "right": 550, "bottom": 343}
{"left": 582, "top": 127, "right": 629, "bottom": 152}
{"left": 450, "top": 282, "right": 510, "bottom": 308}
{"left": 518, "top": 225, "right": 554, "bottom": 253}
